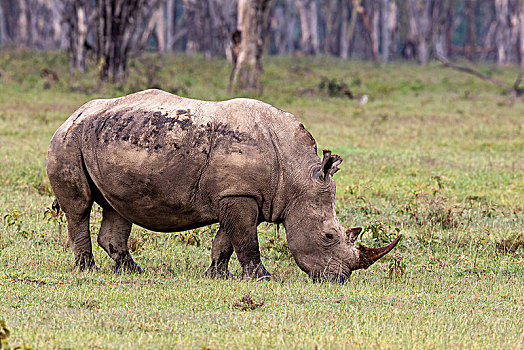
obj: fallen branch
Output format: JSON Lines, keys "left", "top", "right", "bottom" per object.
{"left": 435, "top": 54, "right": 524, "bottom": 97}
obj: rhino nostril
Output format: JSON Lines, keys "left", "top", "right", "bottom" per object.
{"left": 325, "top": 233, "right": 334, "bottom": 239}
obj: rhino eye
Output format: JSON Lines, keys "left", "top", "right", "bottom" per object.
{"left": 325, "top": 233, "right": 334, "bottom": 239}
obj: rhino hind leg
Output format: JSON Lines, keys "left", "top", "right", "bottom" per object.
{"left": 65, "top": 210, "right": 97, "bottom": 271}
{"left": 204, "top": 227, "right": 234, "bottom": 279}
{"left": 217, "top": 197, "right": 271, "bottom": 281}
{"left": 48, "top": 144, "right": 97, "bottom": 271}
{"left": 97, "top": 207, "right": 143, "bottom": 273}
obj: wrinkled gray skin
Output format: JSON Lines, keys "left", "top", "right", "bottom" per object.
{"left": 47, "top": 89, "right": 400, "bottom": 282}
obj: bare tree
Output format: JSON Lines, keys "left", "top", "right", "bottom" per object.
{"left": 381, "top": 0, "right": 396, "bottom": 63}
{"left": 340, "top": 0, "right": 355, "bottom": 59}
{"left": 519, "top": 0, "right": 524, "bottom": 67}
{"left": 230, "top": 0, "right": 275, "bottom": 92}
{"left": 321, "top": 0, "right": 339, "bottom": 55}
{"left": 182, "top": 0, "right": 236, "bottom": 58}
{"left": 359, "top": 0, "right": 379, "bottom": 61}
{"left": 296, "top": 0, "right": 319, "bottom": 55}
{"left": 465, "top": 0, "right": 477, "bottom": 60}
{"left": 96, "top": 0, "right": 160, "bottom": 82}
{"left": 137, "top": 1, "right": 166, "bottom": 52}
{"left": 18, "top": 0, "right": 29, "bottom": 45}
{"left": 0, "top": 0, "right": 7, "bottom": 44}
{"left": 404, "top": 0, "right": 440, "bottom": 64}
{"left": 165, "top": 0, "right": 175, "bottom": 51}
{"left": 270, "top": 0, "right": 296, "bottom": 55}
{"left": 495, "top": 0, "right": 511, "bottom": 65}
{"left": 63, "top": 0, "right": 89, "bottom": 74}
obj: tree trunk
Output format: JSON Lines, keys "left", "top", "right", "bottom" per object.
{"left": 386, "top": 0, "right": 397, "bottom": 60}
{"left": 405, "top": 0, "right": 433, "bottom": 64}
{"left": 381, "top": 0, "right": 390, "bottom": 63}
{"left": 96, "top": 0, "right": 152, "bottom": 82}
{"left": 371, "top": 0, "right": 379, "bottom": 61}
{"left": 137, "top": 2, "right": 165, "bottom": 52}
{"left": 445, "top": 1, "right": 454, "bottom": 58}
{"left": 63, "top": 0, "right": 88, "bottom": 74}
{"left": 270, "top": 0, "right": 296, "bottom": 55}
{"left": 0, "top": 0, "right": 7, "bottom": 44}
{"left": 166, "top": 0, "right": 174, "bottom": 51}
{"left": 519, "top": 0, "right": 524, "bottom": 67}
{"left": 18, "top": 0, "right": 28, "bottom": 46}
{"left": 339, "top": 0, "right": 350, "bottom": 59}
{"left": 230, "top": 0, "right": 274, "bottom": 92}
{"left": 359, "top": 1, "right": 379, "bottom": 61}
{"left": 296, "top": 0, "right": 319, "bottom": 55}
{"left": 322, "top": 0, "right": 337, "bottom": 55}
{"left": 209, "top": 0, "right": 238, "bottom": 59}
{"left": 75, "top": 3, "right": 87, "bottom": 72}
{"left": 495, "top": 0, "right": 510, "bottom": 65}
{"left": 46, "top": 0, "right": 63, "bottom": 47}
{"left": 283, "top": 0, "right": 297, "bottom": 54}
{"left": 343, "top": 0, "right": 361, "bottom": 58}
{"left": 465, "top": 0, "right": 477, "bottom": 60}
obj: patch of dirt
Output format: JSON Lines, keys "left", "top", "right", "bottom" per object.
{"left": 232, "top": 291, "right": 264, "bottom": 311}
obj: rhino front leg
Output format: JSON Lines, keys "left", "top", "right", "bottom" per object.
{"left": 66, "top": 210, "right": 97, "bottom": 271}
{"left": 97, "top": 207, "right": 142, "bottom": 273}
{"left": 205, "top": 227, "right": 234, "bottom": 278}
{"left": 218, "top": 197, "right": 271, "bottom": 281}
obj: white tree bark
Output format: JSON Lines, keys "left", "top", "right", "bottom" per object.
{"left": 519, "top": 0, "right": 524, "bottom": 67}
{"left": 138, "top": 3, "right": 165, "bottom": 52}
{"left": 381, "top": 0, "right": 389, "bottom": 63}
{"left": 339, "top": 0, "right": 350, "bottom": 59}
{"left": 166, "top": 0, "right": 174, "bottom": 51}
{"left": 406, "top": 0, "right": 432, "bottom": 64}
{"left": 18, "top": 0, "right": 29, "bottom": 45}
{"left": 0, "top": 1, "right": 7, "bottom": 44}
{"left": 75, "top": 3, "right": 87, "bottom": 73}
{"left": 322, "top": 0, "right": 337, "bottom": 55}
{"left": 270, "top": 0, "right": 295, "bottom": 55}
{"left": 495, "top": 0, "right": 510, "bottom": 65}
{"left": 381, "top": 0, "right": 396, "bottom": 63}
{"left": 45, "top": 0, "right": 62, "bottom": 46}
{"left": 296, "top": 0, "right": 319, "bottom": 55}
{"left": 231, "top": 0, "right": 274, "bottom": 91}
{"left": 371, "top": 0, "right": 379, "bottom": 61}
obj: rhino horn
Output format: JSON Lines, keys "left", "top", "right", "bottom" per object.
{"left": 356, "top": 234, "right": 402, "bottom": 269}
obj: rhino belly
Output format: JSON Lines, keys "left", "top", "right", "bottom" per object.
{"left": 83, "top": 141, "right": 216, "bottom": 232}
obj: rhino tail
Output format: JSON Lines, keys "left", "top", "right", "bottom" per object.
{"left": 52, "top": 198, "right": 60, "bottom": 215}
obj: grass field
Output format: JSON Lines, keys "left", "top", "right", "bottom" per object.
{"left": 0, "top": 50, "right": 523, "bottom": 349}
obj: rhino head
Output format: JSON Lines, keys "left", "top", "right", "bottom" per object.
{"left": 283, "top": 150, "right": 401, "bottom": 282}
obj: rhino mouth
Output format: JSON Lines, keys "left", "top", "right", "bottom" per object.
{"left": 308, "top": 258, "right": 353, "bottom": 283}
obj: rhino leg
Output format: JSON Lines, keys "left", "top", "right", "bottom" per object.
{"left": 218, "top": 197, "right": 271, "bottom": 281}
{"left": 204, "top": 227, "right": 234, "bottom": 278}
{"left": 97, "top": 207, "right": 142, "bottom": 273}
{"left": 65, "top": 210, "right": 97, "bottom": 271}
{"left": 48, "top": 142, "right": 97, "bottom": 271}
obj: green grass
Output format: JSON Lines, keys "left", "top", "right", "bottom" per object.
{"left": 0, "top": 50, "right": 523, "bottom": 349}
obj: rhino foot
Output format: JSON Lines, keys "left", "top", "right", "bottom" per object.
{"left": 204, "top": 264, "right": 235, "bottom": 279}
{"left": 241, "top": 263, "right": 271, "bottom": 281}
{"left": 114, "top": 256, "right": 143, "bottom": 273}
{"left": 74, "top": 253, "right": 98, "bottom": 272}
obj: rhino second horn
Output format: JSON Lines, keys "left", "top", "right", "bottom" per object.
{"left": 356, "top": 234, "right": 402, "bottom": 269}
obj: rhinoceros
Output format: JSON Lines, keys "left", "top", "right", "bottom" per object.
{"left": 46, "top": 89, "right": 400, "bottom": 281}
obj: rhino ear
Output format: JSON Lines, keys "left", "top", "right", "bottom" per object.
{"left": 320, "top": 149, "right": 342, "bottom": 180}
{"left": 346, "top": 227, "right": 362, "bottom": 243}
